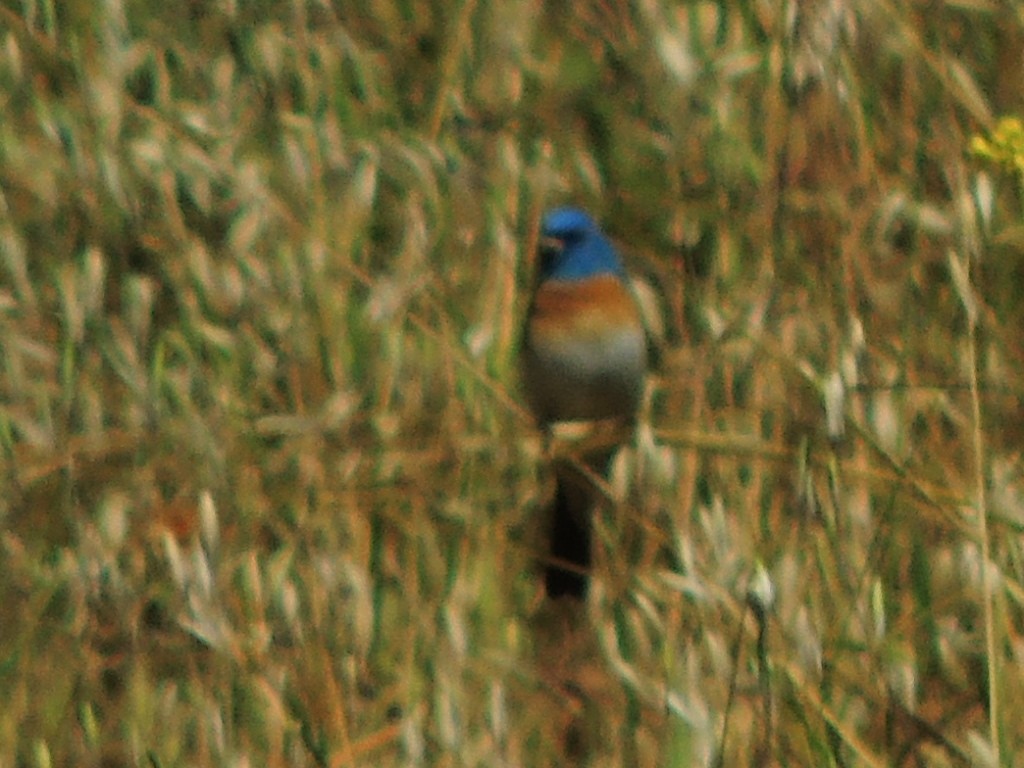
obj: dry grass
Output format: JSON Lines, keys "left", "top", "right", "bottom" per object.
{"left": 2, "top": 0, "right": 1024, "bottom": 765}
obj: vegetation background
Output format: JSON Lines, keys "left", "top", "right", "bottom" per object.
{"left": 2, "top": 0, "right": 1024, "bottom": 765}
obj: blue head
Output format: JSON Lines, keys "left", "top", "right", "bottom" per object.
{"left": 538, "top": 207, "right": 625, "bottom": 281}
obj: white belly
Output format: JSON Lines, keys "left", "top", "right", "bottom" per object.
{"left": 523, "top": 327, "right": 646, "bottom": 423}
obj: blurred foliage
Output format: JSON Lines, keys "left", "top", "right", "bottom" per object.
{"left": 3, "top": 0, "right": 1024, "bottom": 766}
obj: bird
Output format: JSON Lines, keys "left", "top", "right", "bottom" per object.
{"left": 522, "top": 207, "right": 647, "bottom": 599}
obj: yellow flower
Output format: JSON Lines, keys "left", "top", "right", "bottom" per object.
{"left": 971, "top": 116, "right": 1024, "bottom": 175}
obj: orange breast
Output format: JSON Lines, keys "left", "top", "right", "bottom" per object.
{"left": 529, "top": 275, "right": 641, "bottom": 342}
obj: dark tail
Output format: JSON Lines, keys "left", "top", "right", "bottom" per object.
{"left": 545, "top": 450, "right": 615, "bottom": 599}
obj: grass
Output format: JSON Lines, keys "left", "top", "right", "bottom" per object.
{"left": 2, "top": 0, "right": 1024, "bottom": 765}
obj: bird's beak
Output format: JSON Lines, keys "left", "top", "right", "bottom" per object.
{"left": 538, "top": 236, "right": 565, "bottom": 263}
{"left": 538, "top": 235, "right": 563, "bottom": 253}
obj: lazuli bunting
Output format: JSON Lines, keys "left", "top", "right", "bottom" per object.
{"left": 522, "top": 207, "right": 647, "bottom": 599}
